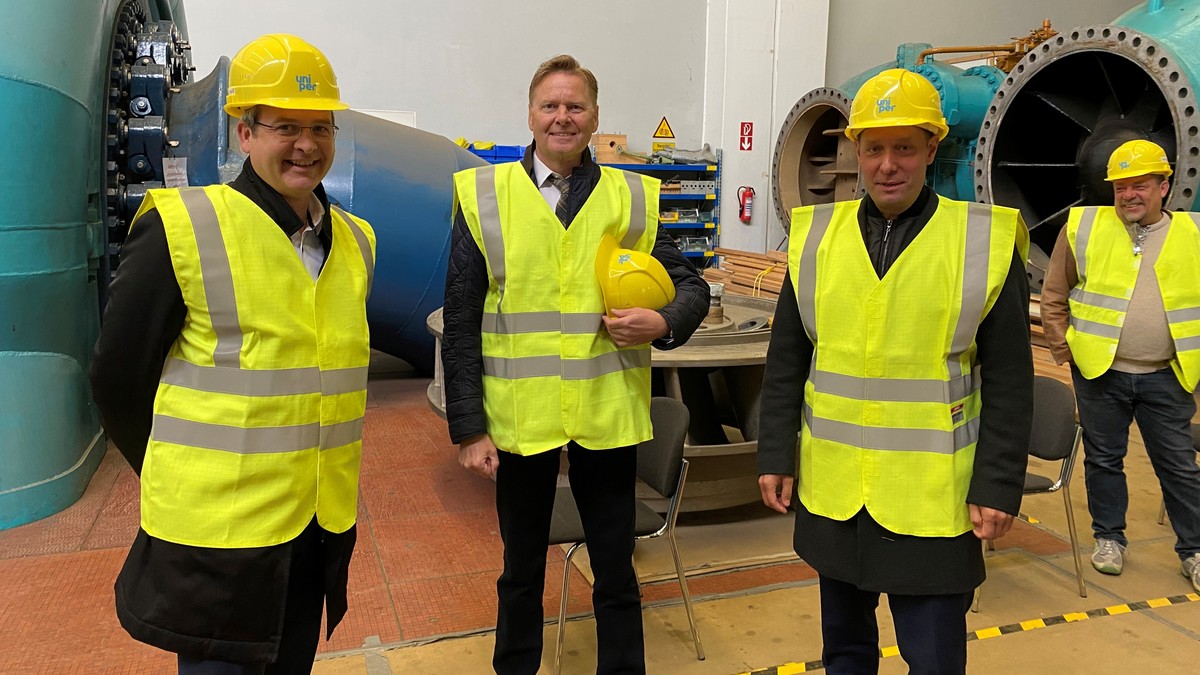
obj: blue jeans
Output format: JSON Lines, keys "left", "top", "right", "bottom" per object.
{"left": 1072, "top": 366, "right": 1200, "bottom": 558}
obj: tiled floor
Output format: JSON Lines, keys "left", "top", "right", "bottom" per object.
{"left": 2, "top": 353, "right": 1195, "bottom": 674}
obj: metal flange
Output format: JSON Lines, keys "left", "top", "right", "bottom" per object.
{"left": 974, "top": 24, "right": 1200, "bottom": 256}
{"left": 771, "top": 87, "right": 857, "bottom": 232}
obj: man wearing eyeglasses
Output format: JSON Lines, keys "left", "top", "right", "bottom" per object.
{"left": 1042, "top": 139, "right": 1200, "bottom": 593}
{"left": 90, "top": 34, "right": 374, "bottom": 674}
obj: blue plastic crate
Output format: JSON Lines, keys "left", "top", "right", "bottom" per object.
{"left": 468, "top": 144, "right": 525, "bottom": 164}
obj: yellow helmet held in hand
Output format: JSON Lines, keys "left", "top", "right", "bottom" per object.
{"left": 845, "top": 68, "right": 949, "bottom": 142}
{"left": 224, "top": 34, "right": 349, "bottom": 117}
{"left": 595, "top": 234, "right": 675, "bottom": 316}
{"left": 1105, "top": 139, "right": 1173, "bottom": 181}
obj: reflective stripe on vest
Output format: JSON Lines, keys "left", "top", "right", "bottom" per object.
{"left": 454, "top": 163, "right": 659, "bottom": 455}
{"left": 138, "top": 185, "right": 375, "bottom": 547}
{"left": 788, "top": 196, "right": 1026, "bottom": 536}
{"left": 1066, "top": 206, "right": 1200, "bottom": 390}
{"left": 473, "top": 165, "right": 649, "bottom": 328}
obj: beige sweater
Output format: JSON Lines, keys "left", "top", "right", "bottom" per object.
{"left": 1041, "top": 212, "right": 1175, "bottom": 373}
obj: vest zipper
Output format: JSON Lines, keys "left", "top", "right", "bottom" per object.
{"left": 878, "top": 219, "right": 894, "bottom": 276}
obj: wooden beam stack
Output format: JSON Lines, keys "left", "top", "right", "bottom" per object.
{"left": 705, "top": 247, "right": 787, "bottom": 299}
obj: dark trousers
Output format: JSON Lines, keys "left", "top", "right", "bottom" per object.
{"left": 1072, "top": 366, "right": 1200, "bottom": 557}
{"left": 493, "top": 442, "right": 643, "bottom": 675}
{"left": 819, "top": 575, "right": 973, "bottom": 675}
{"left": 178, "top": 520, "right": 327, "bottom": 675}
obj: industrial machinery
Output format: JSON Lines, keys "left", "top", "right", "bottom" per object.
{"left": 772, "top": 37, "right": 1029, "bottom": 229}
{"left": 0, "top": 0, "right": 482, "bottom": 529}
{"left": 976, "top": 0, "right": 1200, "bottom": 287}
{"left": 775, "top": 0, "right": 1200, "bottom": 290}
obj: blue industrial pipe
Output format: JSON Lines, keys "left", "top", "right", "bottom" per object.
{"left": 0, "top": 0, "right": 157, "bottom": 528}
{"left": 168, "top": 60, "right": 484, "bottom": 373}
{"left": 837, "top": 43, "right": 1005, "bottom": 201}
{"left": 1, "top": 0, "right": 482, "bottom": 529}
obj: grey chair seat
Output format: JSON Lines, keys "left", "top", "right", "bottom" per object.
{"left": 1024, "top": 473, "right": 1055, "bottom": 492}
{"left": 549, "top": 489, "right": 666, "bottom": 543}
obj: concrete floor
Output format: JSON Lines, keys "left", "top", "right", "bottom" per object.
{"left": 305, "top": 362, "right": 1200, "bottom": 674}
{"left": 2, "top": 354, "right": 1198, "bottom": 673}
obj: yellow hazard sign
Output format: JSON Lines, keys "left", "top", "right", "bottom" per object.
{"left": 653, "top": 117, "right": 675, "bottom": 139}
{"left": 652, "top": 141, "right": 675, "bottom": 153}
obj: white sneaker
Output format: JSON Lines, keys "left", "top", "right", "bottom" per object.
{"left": 1092, "top": 539, "right": 1126, "bottom": 575}
{"left": 1182, "top": 553, "right": 1200, "bottom": 593}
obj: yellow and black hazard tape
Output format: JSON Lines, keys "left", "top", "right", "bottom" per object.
{"left": 738, "top": 592, "right": 1200, "bottom": 674}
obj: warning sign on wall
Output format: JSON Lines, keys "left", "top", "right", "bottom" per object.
{"left": 739, "top": 121, "right": 753, "bottom": 151}
{"left": 653, "top": 117, "right": 675, "bottom": 139}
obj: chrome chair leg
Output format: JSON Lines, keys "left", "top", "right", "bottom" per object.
{"left": 668, "top": 531, "right": 704, "bottom": 660}
{"left": 1063, "top": 485, "right": 1087, "bottom": 597}
{"left": 971, "top": 539, "right": 986, "bottom": 613}
{"left": 555, "top": 542, "right": 585, "bottom": 675}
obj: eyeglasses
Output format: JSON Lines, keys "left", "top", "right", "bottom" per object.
{"left": 254, "top": 121, "right": 339, "bottom": 139}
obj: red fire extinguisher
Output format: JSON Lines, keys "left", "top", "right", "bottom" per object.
{"left": 737, "top": 186, "right": 755, "bottom": 223}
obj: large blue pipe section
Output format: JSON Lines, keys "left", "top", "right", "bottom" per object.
{"left": 0, "top": 0, "right": 155, "bottom": 529}
{"left": 1, "top": 0, "right": 483, "bottom": 529}
{"left": 838, "top": 44, "right": 1004, "bottom": 201}
{"left": 167, "top": 60, "right": 485, "bottom": 375}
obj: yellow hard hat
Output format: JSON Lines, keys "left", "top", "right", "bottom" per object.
{"left": 224, "top": 34, "right": 349, "bottom": 117}
{"left": 1105, "top": 139, "right": 1173, "bottom": 181}
{"left": 845, "top": 68, "right": 949, "bottom": 142}
{"left": 595, "top": 234, "right": 675, "bottom": 315}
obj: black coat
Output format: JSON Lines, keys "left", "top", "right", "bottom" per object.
{"left": 90, "top": 160, "right": 355, "bottom": 662}
{"left": 758, "top": 187, "right": 1034, "bottom": 595}
{"left": 441, "top": 144, "right": 711, "bottom": 445}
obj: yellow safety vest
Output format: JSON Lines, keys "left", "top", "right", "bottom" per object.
{"left": 453, "top": 163, "right": 660, "bottom": 455}
{"left": 1065, "top": 206, "right": 1200, "bottom": 391}
{"left": 134, "top": 185, "right": 376, "bottom": 548}
{"left": 789, "top": 197, "right": 1028, "bottom": 536}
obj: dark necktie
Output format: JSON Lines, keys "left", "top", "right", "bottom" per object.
{"left": 545, "top": 173, "right": 571, "bottom": 226}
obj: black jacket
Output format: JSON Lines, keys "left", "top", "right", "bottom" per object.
{"left": 441, "top": 144, "right": 711, "bottom": 445}
{"left": 758, "top": 187, "right": 1034, "bottom": 594}
{"left": 90, "top": 160, "right": 355, "bottom": 662}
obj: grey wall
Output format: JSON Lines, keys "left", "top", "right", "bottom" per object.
{"left": 185, "top": 1, "right": 709, "bottom": 146}
{"left": 825, "top": 1, "right": 1142, "bottom": 87}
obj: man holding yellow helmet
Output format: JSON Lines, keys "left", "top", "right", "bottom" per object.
{"left": 757, "top": 69, "right": 1033, "bottom": 673}
{"left": 442, "top": 54, "right": 708, "bottom": 673}
{"left": 91, "top": 34, "right": 374, "bottom": 674}
{"left": 1042, "top": 139, "right": 1200, "bottom": 592}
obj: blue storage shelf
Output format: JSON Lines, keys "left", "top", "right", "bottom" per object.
{"left": 599, "top": 152, "right": 721, "bottom": 261}
{"left": 604, "top": 163, "right": 716, "bottom": 172}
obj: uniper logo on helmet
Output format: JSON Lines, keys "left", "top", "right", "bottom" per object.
{"left": 845, "top": 68, "right": 949, "bottom": 142}
{"left": 595, "top": 234, "right": 675, "bottom": 316}
{"left": 1105, "top": 139, "right": 1173, "bottom": 181}
{"left": 223, "top": 34, "right": 348, "bottom": 117}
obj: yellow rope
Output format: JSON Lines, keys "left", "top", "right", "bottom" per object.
{"left": 752, "top": 263, "right": 781, "bottom": 297}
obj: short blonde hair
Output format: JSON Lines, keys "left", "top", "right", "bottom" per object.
{"left": 528, "top": 54, "right": 598, "bottom": 107}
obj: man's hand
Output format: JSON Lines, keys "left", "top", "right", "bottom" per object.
{"left": 969, "top": 503, "right": 1015, "bottom": 540}
{"left": 602, "top": 307, "right": 670, "bottom": 347}
{"left": 459, "top": 434, "right": 499, "bottom": 480}
{"left": 759, "top": 474, "right": 795, "bottom": 514}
